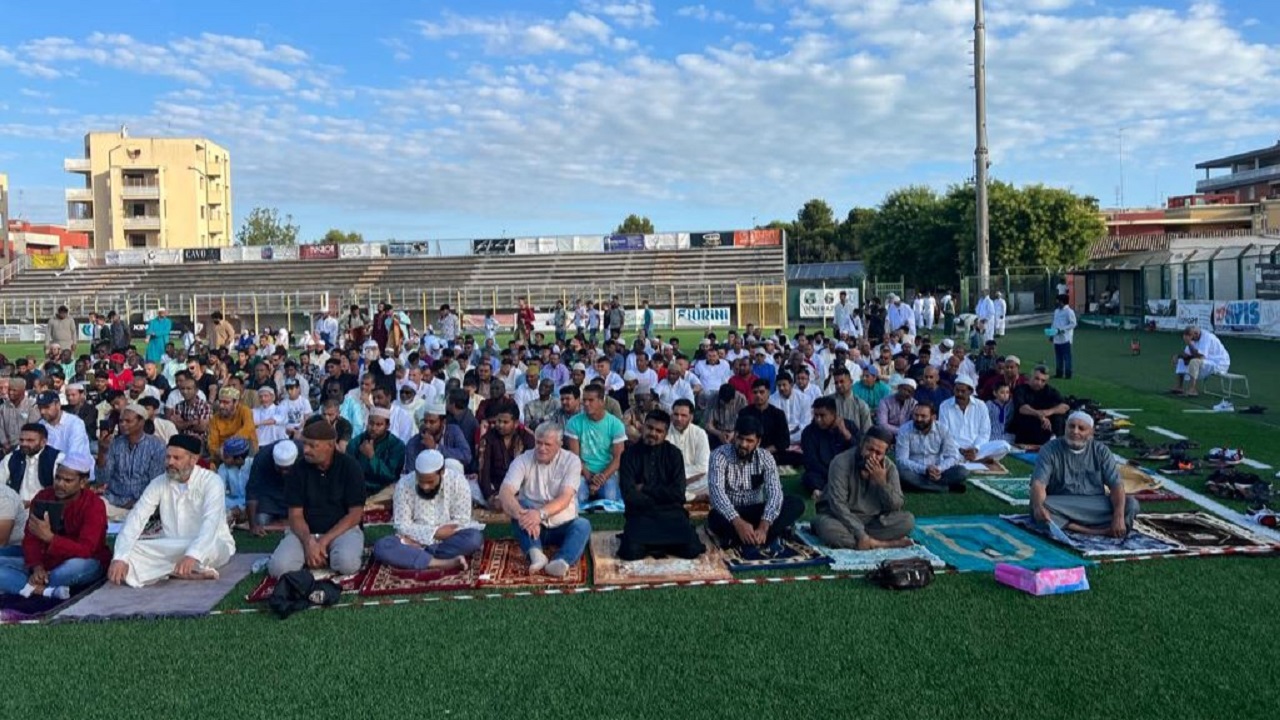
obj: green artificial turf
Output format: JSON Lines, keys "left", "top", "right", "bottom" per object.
{"left": 4, "top": 327, "right": 1279, "bottom": 719}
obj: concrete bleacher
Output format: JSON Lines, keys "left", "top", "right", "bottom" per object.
{"left": 0, "top": 245, "right": 784, "bottom": 320}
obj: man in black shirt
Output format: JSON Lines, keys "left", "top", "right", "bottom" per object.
{"left": 617, "top": 410, "right": 703, "bottom": 560}
{"left": 739, "top": 379, "right": 803, "bottom": 468}
{"left": 1010, "top": 366, "right": 1070, "bottom": 446}
{"left": 267, "top": 420, "right": 366, "bottom": 578}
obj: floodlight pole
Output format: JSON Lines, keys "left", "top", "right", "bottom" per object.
{"left": 974, "top": 0, "right": 991, "bottom": 294}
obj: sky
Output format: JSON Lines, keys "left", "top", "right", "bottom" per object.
{"left": 1, "top": 0, "right": 1278, "bottom": 244}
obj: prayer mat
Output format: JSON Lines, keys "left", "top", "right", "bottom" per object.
{"left": 357, "top": 554, "right": 483, "bottom": 597}
{"left": 1135, "top": 512, "right": 1278, "bottom": 554}
{"left": 362, "top": 506, "right": 393, "bottom": 526}
{"left": 54, "top": 554, "right": 265, "bottom": 623}
{"left": 472, "top": 507, "right": 510, "bottom": 525}
{"left": 965, "top": 460, "right": 1009, "bottom": 476}
{"left": 1010, "top": 451, "right": 1039, "bottom": 466}
{"left": 476, "top": 539, "right": 588, "bottom": 589}
{"left": 246, "top": 564, "right": 370, "bottom": 602}
{"left": 793, "top": 523, "right": 945, "bottom": 572}
{"left": 589, "top": 529, "right": 732, "bottom": 586}
{"left": 580, "top": 499, "right": 626, "bottom": 513}
{"left": 0, "top": 581, "right": 102, "bottom": 625}
{"left": 713, "top": 535, "right": 830, "bottom": 573}
{"left": 911, "top": 516, "right": 1084, "bottom": 572}
{"left": 1118, "top": 464, "right": 1181, "bottom": 502}
{"left": 970, "top": 477, "right": 1034, "bottom": 505}
{"left": 685, "top": 500, "right": 711, "bottom": 520}
{"left": 1002, "top": 514, "right": 1180, "bottom": 558}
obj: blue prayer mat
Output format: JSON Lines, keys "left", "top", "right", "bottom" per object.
{"left": 1002, "top": 514, "right": 1181, "bottom": 557}
{"left": 794, "top": 523, "right": 946, "bottom": 572}
{"left": 911, "top": 515, "right": 1086, "bottom": 572}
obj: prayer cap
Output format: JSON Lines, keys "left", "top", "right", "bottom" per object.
{"left": 623, "top": 370, "right": 639, "bottom": 382}
{"left": 1067, "top": 410, "right": 1095, "bottom": 428}
{"left": 218, "top": 387, "right": 241, "bottom": 401}
{"left": 122, "top": 402, "right": 148, "bottom": 420}
{"left": 378, "top": 358, "right": 396, "bottom": 374}
{"left": 940, "top": 338, "right": 955, "bottom": 349}
{"left": 1004, "top": 355, "right": 1021, "bottom": 366}
{"left": 66, "top": 382, "right": 85, "bottom": 392}
{"left": 954, "top": 375, "right": 977, "bottom": 389}
{"left": 368, "top": 407, "right": 392, "bottom": 420}
{"left": 222, "top": 436, "right": 251, "bottom": 458}
{"left": 168, "top": 434, "right": 202, "bottom": 456}
{"left": 36, "top": 391, "right": 61, "bottom": 407}
{"left": 572, "top": 362, "right": 587, "bottom": 372}
{"left": 363, "top": 340, "right": 379, "bottom": 350}
{"left": 835, "top": 341, "right": 850, "bottom": 351}
{"left": 894, "top": 376, "right": 916, "bottom": 390}
{"left": 864, "top": 365, "right": 880, "bottom": 378}
{"left": 258, "top": 385, "right": 276, "bottom": 398}
{"left": 415, "top": 449, "right": 444, "bottom": 475}
{"left": 158, "top": 307, "right": 167, "bottom": 314}
{"left": 273, "top": 441, "right": 299, "bottom": 467}
{"left": 284, "top": 378, "right": 300, "bottom": 388}
{"left": 59, "top": 453, "right": 95, "bottom": 474}
{"left": 424, "top": 398, "right": 447, "bottom": 417}
{"left": 301, "top": 418, "right": 338, "bottom": 441}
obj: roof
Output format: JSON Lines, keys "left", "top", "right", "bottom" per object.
{"left": 786, "top": 261, "right": 865, "bottom": 282}
{"left": 1088, "top": 250, "right": 1172, "bottom": 271}
{"left": 1195, "top": 142, "right": 1280, "bottom": 170}
{"left": 1087, "top": 234, "right": 1171, "bottom": 260}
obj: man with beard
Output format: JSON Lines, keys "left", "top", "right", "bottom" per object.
{"left": 811, "top": 428, "right": 914, "bottom": 549}
{"left": 667, "top": 399, "right": 709, "bottom": 502}
{"left": 107, "top": 435, "right": 236, "bottom": 587}
{"left": 617, "top": 410, "right": 703, "bottom": 560}
{"left": 1031, "top": 412, "right": 1138, "bottom": 538}
{"left": 208, "top": 387, "right": 257, "bottom": 465}
{"left": 706, "top": 416, "right": 805, "bottom": 550}
{"left": 348, "top": 407, "right": 406, "bottom": 506}
{"left": 0, "top": 424, "right": 64, "bottom": 503}
{"left": 372, "top": 449, "right": 484, "bottom": 572}
{"left": 403, "top": 399, "right": 472, "bottom": 474}
{"left": 824, "top": 366, "right": 873, "bottom": 435}
{"left": 246, "top": 440, "right": 300, "bottom": 536}
{"left": 0, "top": 454, "right": 109, "bottom": 599}
{"left": 1010, "top": 366, "right": 1070, "bottom": 446}
{"left": 895, "top": 402, "right": 967, "bottom": 493}
{"left": 99, "top": 405, "right": 167, "bottom": 521}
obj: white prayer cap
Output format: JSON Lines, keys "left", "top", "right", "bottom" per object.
{"left": 378, "top": 358, "right": 396, "bottom": 375}
{"left": 835, "top": 341, "right": 850, "bottom": 351}
{"left": 415, "top": 449, "right": 444, "bottom": 475}
{"left": 894, "top": 376, "right": 916, "bottom": 390}
{"left": 368, "top": 407, "right": 392, "bottom": 420}
{"left": 122, "top": 402, "right": 148, "bottom": 420}
{"left": 1004, "top": 355, "right": 1022, "bottom": 366}
{"left": 1067, "top": 410, "right": 1095, "bottom": 428}
{"left": 363, "top": 339, "right": 379, "bottom": 350}
{"left": 257, "top": 385, "right": 276, "bottom": 398}
{"left": 424, "top": 398, "right": 447, "bottom": 417}
{"left": 623, "top": 370, "right": 639, "bottom": 382}
{"left": 940, "top": 338, "right": 955, "bottom": 349}
{"left": 572, "top": 362, "right": 587, "bottom": 372}
{"left": 66, "top": 382, "right": 85, "bottom": 392}
{"left": 273, "top": 441, "right": 299, "bottom": 467}
{"left": 954, "top": 375, "right": 977, "bottom": 389}
{"left": 58, "top": 453, "right": 95, "bottom": 474}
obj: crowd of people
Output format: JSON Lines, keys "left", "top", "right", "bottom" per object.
{"left": 0, "top": 292, "right": 1143, "bottom": 600}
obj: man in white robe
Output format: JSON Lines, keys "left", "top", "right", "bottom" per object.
{"left": 993, "top": 291, "right": 1008, "bottom": 337}
{"left": 107, "top": 435, "right": 236, "bottom": 588}
{"left": 1171, "top": 325, "right": 1231, "bottom": 396}
{"left": 975, "top": 290, "right": 996, "bottom": 342}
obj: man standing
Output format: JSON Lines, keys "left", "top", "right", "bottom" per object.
{"left": 811, "top": 428, "right": 915, "bottom": 549}
{"left": 976, "top": 289, "right": 996, "bottom": 343}
{"left": 1051, "top": 294, "right": 1077, "bottom": 380}
{"left": 145, "top": 308, "right": 172, "bottom": 364}
{"left": 46, "top": 306, "right": 78, "bottom": 356}
{"left": 107, "top": 435, "right": 236, "bottom": 587}
{"left": 617, "top": 410, "right": 703, "bottom": 560}
{"left": 705, "top": 416, "right": 805, "bottom": 550}
{"left": 941, "top": 290, "right": 957, "bottom": 337}
{"left": 372, "top": 449, "right": 484, "bottom": 572}
{"left": 1011, "top": 367, "right": 1070, "bottom": 446}
{"left": 1031, "top": 412, "right": 1138, "bottom": 537}
{"left": 268, "top": 420, "right": 366, "bottom": 578}
{"left": 99, "top": 404, "right": 167, "bottom": 521}
{"left": 565, "top": 386, "right": 625, "bottom": 504}
{"left": 833, "top": 291, "right": 854, "bottom": 340}
{"left": 498, "top": 423, "right": 591, "bottom": 578}
{"left": 107, "top": 311, "right": 129, "bottom": 354}
{"left": 1171, "top": 325, "right": 1231, "bottom": 397}
{"left": 895, "top": 402, "right": 967, "bottom": 493}
{"left": 667, "top": 399, "right": 709, "bottom": 501}
{"left": 993, "top": 291, "right": 1008, "bottom": 337}
{"left": 348, "top": 407, "right": 406, "bottom": 506}
{"left": 207, "top": 311, "right": 235, "bottom": 351}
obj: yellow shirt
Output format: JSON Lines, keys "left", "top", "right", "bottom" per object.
{"left": 207, "top": 405, "right": 257, "bottom": 460}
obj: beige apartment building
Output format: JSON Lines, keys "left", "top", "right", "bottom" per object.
{"left": 65, "top": 129, "right": 232, "bottom": 251}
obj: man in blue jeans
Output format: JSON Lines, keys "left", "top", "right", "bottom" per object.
{"left": 1051, "top": 294, "right": 1077, "bottom": 380}
{"left": 498, "top": 423, "right": 591, "bottom": 578}
{"left": 0, "top": 453, "right": 109, "bottom": 599}
{"left": 565, "top": 385, "right": 625, "bottom": 506}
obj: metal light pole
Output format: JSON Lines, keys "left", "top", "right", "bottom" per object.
{"left": 974, "top": 0, "right": 990, "bottom": 294}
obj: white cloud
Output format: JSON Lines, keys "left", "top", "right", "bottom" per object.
{"left": 582, "top": 0, "right": 659, "bottom": 29}
{"left": 380, "top": 37, "right": 413, "bottom": 62}
{"left": 417, "top": 9, "right": 633, "bottom": 56}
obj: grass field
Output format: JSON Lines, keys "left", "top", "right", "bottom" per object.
{"left": 3, "top": 326, "right": 1279, "bottom": 719}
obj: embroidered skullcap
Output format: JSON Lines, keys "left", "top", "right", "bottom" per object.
{"left": 415, "top": 449, "right": 444, "bottom": 475}
{"left": 273, "top": 441, "right": 299, "bottom": 467}
{"left": 1067, "top": 411, "right": 1095, "bottom": 428}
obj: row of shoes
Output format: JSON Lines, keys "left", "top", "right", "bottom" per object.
{"left": 1205, "top": 468, "right": 1272, "bottom": 505}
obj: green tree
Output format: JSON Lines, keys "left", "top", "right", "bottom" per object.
{"left": 785, "top": 198, "right": 842, "bottom": 264}
{"left": 945, "top": 181, "right": 1104, "bottom": 275}
{"left": 319, "top": 229, "right": 365, "bottom": 244}
{"left": 835, "top": 207, "right": 877, "bottom": 258}
{"left": 861, "top": 186, "right": 954, "bottom": 288}
{"left": 615, "top": 214, "right": 655, "bottom": 234}
{"left": 236, "top": 207, "right": 300, "bottom": 246}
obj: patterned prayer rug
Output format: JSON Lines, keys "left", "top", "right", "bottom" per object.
{"left": 965, "top": 461, "right": 1009, "bottom": 476}
{"left": 712, "top": 535, "right": 830, "bottom": 573}
{"left": 971, "top": 476, "right": 1180, "bottom": 506}
{"left": 1002, "top": 514, "right": 1180, "bottom": 558}
{"left": 472, "top": 507, "right": 510, "bottom": 525}
{"left": 911, "top": 515, "right": 1085, "bottom": 572}
{"left": 475, "top": 539, "right": 589, "bottom": 589}
{"left": 362, "top": 506, "right": 393, "bottom": 526}
{"left": 245, "top": 566, "right": 370, "bottom": 603}
{"left": 589, "top": 529, "right": 732, "bottom": 586}
{"left": 357, "top": 553, "right": 483, "bottom": 597}
{"left": 793, "top": 523, "right": 946, "bottom": 572}
{"left": 1135, "top": 512, "right": 1279, "bottom": 554}
{"left": 0, "top": 581, "right": 102, "bottom": 625}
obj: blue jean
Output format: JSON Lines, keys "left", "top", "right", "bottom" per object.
{"left": 1053, "top": 342, "right": 1073, "bottom": 378}
{"left": 577, "top": 472, "right": 620, "bottom": 505}
{"left": 0, "top": 556, "right": 104, "bottom": 594}
{"left": 511, "top": 511, "right": 591, "bottom": 565}
{"left": 371, "top": 528, "right": 484, "bottom": 570}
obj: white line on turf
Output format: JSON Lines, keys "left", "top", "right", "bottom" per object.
{"left": 1148, "top": 426, "right": 1188, "bottom": 440}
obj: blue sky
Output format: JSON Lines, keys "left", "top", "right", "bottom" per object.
{"left": 1, "top": 0, "right": 1278, "bottom": 244}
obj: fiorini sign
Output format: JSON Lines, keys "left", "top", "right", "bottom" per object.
{"left": 675, "top": 307, "right": 730, "bottom": 327}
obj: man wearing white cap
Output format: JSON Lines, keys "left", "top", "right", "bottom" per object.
{"left": 655, "top": 360, "right": 699, "bottom": 413}
{"left": 1031, "top": 412, "right": 1137, "bottom": 537}
{"left": 373, "top": 449, "right": 483, "bottom": 572}
{"left": 108, "top": 435, "right": 236, "bottom": 587}
{"left": 938, "top": 375, "right": 1010, "bottom": 463}
{"left": 253, "top": 386, "right": 288, "bottom": 447}
{"left": 99, "top": 403, "right": 167, "bottom": 520}
{"left": 246, "top": 440, "right": 299, "bottom": 535}
{"left": 403, "top": 398, "right": 471, "bottom": 474}
{"left": 348, "top": 406, "right": 406, "bottom": 506}
{"left": 876, "top": 376, "right": 918, "bottom": 435}
{"left": 886, "top": 294, "right": 915, "bottom": 336}
{"left": 993, "top": 291, "right": 1008, "bottom": 337}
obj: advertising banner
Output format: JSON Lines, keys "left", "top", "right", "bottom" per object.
{"left": 300, "top": 244, "right": 339, "bottom": 260}
{"left": 387, "top": 242, "right": 432, "bottom": 257}
{"left": 182, "top": 247, "right": 222, "bottom": 263}
{"left": 472, "top": 238, "right": 516, "bottom": 255}
{"left": 800, "top": 287, "right": 859, "bottom": 319}
{"left": 734, "top": 228, "right": 783, "bottom": 247}
{"left": 1212, "top": 299, "right": 1280, "bottom": 335}
{"left": 675, "top": 307, "right": 731, "bottom": 327}
{"left": 689, "top": 231, "right": 731, "bottom": 249}
{"left": 29, "top": 252, "right": 68, "bottom": 270}
{"left": 104, "top": 250, "right": 148, "bottom": 266}
{"left": 1257, "top": 263, "right": 1280, "bottom": 300}
{"left": 643, "top": 233, "right": 689, "bottom": 251}
{"left": 571, "top": 235, "right": 604, "bottom": 253}
{"left": 605, "top": 234, "right": 645, "bottom": 252}
{"left": 272, "top": 245, "right": 300, "bottom": 261}
{"left": 1177, "top": 302, "right": 1213, "bottom": 329}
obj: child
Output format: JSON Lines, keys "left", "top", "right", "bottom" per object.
{"left": 968, "top": 320, "right": 985, "bottom": 352}
{"left": 278, "top": 378, "right": 313, "bottom": 438}
{"left": 483, "top": 312, "right": 499, "bottom": 344}
{"left": 253, "top": 386, "right": 289, "bottom": 446}
{"left": 987, "top": 382, "right": 1015, "bottom": 443}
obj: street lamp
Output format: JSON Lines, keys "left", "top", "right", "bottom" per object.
{"left": 188, "top": 165, "right": 209, "bottom": 247}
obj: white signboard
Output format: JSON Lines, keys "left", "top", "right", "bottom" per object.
{"left": 800, "top": 287, "right": 859, "bottom": 319}
{"left": 675, "top": 307, "right": 731, "bottom": 328}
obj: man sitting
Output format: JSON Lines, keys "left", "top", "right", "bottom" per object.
{"left": 1171, "top": 325, "right": 1231, "bottom": 397}
{"left": 667, "top": 399, "right": 710, "bottom": 501}
{"left": 852, "top": 365, "right": 891, "bottom": 415}
{"left": 825, "top": 366, "right": 873, "bottom": 434}
{"left": 0, "top": 454, "right": 109, "bottom": 599}
{"left": 498, "top": 423, "right": 591, "bottom": 578}
{"left": 812, "top": 428, "right": 914, "bottom": 549}
{"left": 108, "top": 436, "right": 237, "bottom": 587}
{"left": 402, "top": 399, "right": 472, "bottom": 474}
{"left": 938, "top": 375, "right": 1009, "bottom": 463}
{"left": 800, "top": 396, "right": 859, "bottom": 497}
{"left": 208, "top": 387, "right": 258, "bottom": 465}
{"left": 1010, "top": 366, "right": 1069, "bottom": 446}
{"left": 268, "top": 420, "right": 365, "bottom": 578}
{"left": 565, "top": 385, "right": 625, "bottom": 504}
{"left": 1031, "top": 412, "right": 1137, "bottom": 537}
{"left": 246, "top": 440, "right": 298, "bottom": 535}
{"left": 1, "top": 423, "right": 64, "bottom": 504}
{"left": 706, "top": 416, "right": 805, "bottom": 549}
{"left": 769, "top": 372, "right": 809, "bottom": 445}
{"left": 740, "top": 379, "right": 802, "bottom": 468}
{"left": 617, "top": 410, "right": 703, "bottom": 560}
{"left": 372, "top": 449, "right": 484, "bottom": 573}
{"left": 876, "top": 377, "right": 917, "bottom": 435}
{"left": 895, "top": 402, "right": 967, "bottom": 493}
{"left": 475, "top": 399, "right": 535, "bottom": 508}
{"left": 348, "top": 407, "right": 407, "bottom": 507}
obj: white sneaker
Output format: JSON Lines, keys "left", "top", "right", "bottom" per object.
{"left": 1213, "top": 400, "right": 1235, "bottom": 413}
{"left": 528, "top": 548, "right": 549, "bottom": 574}
{"left": 545, "top": 559, "right": 570, "bottom": 578}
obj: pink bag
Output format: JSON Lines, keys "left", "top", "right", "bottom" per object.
{"left": 994, "top": 564, "right": 1089, "bottom": 596}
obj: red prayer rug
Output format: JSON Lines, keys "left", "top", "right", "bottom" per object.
{"left": 245, "top": 566, "right": 370, "bottom": 603}
{"left": 476, "top": 539, "right": 588, "bottom": 589}
{"left": 589, "top": 530, "right": 732, "bottom": 586}
{"left": 471, "top": 507, "right": 510, "bottom": 525}
{"left": 357, "top": 554, "right": 483, "bottom": 597}
{"left": 362, "top": 507, "right": 392, "bottom": 526}
{"left": 685, "top": 500, "right": 711, "bottom": 520}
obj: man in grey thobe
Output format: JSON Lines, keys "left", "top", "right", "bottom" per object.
{"left": 812, "top": 427, "right": 914, "bottom": 550}
{"left": 1030, "top": 411, "right": 1138, "bottom": 537}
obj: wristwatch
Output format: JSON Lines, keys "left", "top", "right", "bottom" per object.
{"left": 539, "top": 509, "right": 548, "bottom": 523}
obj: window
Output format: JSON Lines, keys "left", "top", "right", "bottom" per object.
{"left": 128, "top": 233, "right": 147, "bottom": 248}
{"left": 200, "top": 206, "right": 205, "bottom": 219}
{"left": 131, "top": 202, "right": 146, "bottom": 217}
{"left": 199, "top": 176, "right": 205, "bottom": 189}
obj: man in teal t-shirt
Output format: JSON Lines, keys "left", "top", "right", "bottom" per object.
{"left": 564, "top": 384, "right": 626, "bottom": 505}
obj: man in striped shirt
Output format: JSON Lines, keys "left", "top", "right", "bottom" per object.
{"left": 706, "top": 415, "right": 804, "bottom": 550}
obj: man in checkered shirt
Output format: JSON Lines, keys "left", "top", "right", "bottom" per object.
{"left": 706, "top": 415, "right": 804, "bottom": 549}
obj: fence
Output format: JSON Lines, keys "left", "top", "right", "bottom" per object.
{"left": 961, "top": 271, "right": 1066, "bottom": 315}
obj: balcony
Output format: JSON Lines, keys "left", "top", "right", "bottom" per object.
{"left": 1196, "top": 164, "right": 1280, "bottom": 193}
{"left": 65, "top": 188, "right": 93, "bottom": 202}
{"left": 122, "top": 216, "right": 161, "bottom": 231}
{"left": 67, "top": 218, "right": 95, "bottom": 232}
{"left": 120, "top": 183, "right": 161, "bottom": 199}
{"left": 64, "top": 158, "right": 92, "bottom": 173}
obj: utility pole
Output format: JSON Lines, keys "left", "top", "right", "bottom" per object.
{"left": 973, "top": 0, "right": 990, "bottom": 294}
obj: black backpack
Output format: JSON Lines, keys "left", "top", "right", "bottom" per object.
{"left": 867, "top": 558, "right": 935, "bottom": 591}
{"left": 268, "top": 571, "right": 342, "bottom": 619}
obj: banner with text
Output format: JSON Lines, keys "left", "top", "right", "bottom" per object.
{"left": 472, "top": 238, "right": 516, "bottom": 256}
{"left": 1212, "top": 299, "right": 1280, "bottom": 336}
{"left": 733, "top": 229, "right": 783, "bottom": 247}
{"left": 643, "top": 233, "right": 690, "bottom": 251}
{"left": 689, "top": 231, "right": 731, "bottom": 249}
{"left": 800, "top": 287, "right": 859, "bottom": 319}
{"left": 675, "top": 307, "right": 731, "bottom": 327}
{"left": 605, "top": 234, "right": 645, "bottom": 252}
{"left": 300, "top": 244, "right": 339, "bottom": 260}
{"left": 182, "top": 248, "right": 222, "bottom": 263}
{"left": 387, "top": 242, "right": 432, "bottom": 257}
{"left": 28, "top": 252, "right": 68, "bottom": 270}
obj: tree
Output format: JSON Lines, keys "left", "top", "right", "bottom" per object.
{"left": 861, "top": 186, "right": 953, "bottom": 288}
{"left": 615, "top": 214, "right": 655, "bottom": 234}
{"left": 236, "top": 207, "right": 300, "bottom": 247}
{"left": 319, "top": 229, "right": 365, "bottom": 245}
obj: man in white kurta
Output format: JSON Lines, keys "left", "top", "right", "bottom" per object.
{"left": 975, "top": 290, "right": 996, "bottom": 342}
{"left": 886, "top": 295, "right": 915, "bottom": 335}
{"left": 107, "top": 435, "right": 236, "bottom": 588}
{"left": 937, "top": 375, "right": 1009, "bottom": 463}
{"left": 993, "top": 292, "right": 1008, "bottom": 337}
{"left": 1172, "top": 326, "right": 1231, "bottom": 396}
